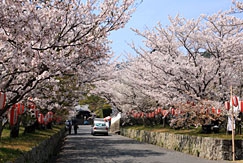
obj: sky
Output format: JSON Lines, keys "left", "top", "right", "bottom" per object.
{"left": 108, "top": 0, "right": 236, "bottom": 61}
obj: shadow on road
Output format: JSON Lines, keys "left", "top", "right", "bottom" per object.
{"left": 50, "top": 125, "right": 228, "bottom": 163}
{"left": 51, "top": 129, "right": 165, "bottom": 163}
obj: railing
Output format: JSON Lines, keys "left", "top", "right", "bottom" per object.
{"left": 110, "top": 112, "right": 121, "bottom": 133}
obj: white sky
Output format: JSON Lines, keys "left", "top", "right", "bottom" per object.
{"left": 108, "top": 0, "right": 236, "bottom": 61}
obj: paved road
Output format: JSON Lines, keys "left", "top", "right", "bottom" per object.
{"left": 52, "top": 125, "right": 229, "bottom": 163}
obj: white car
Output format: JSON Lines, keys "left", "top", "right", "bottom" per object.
{"left": 91, "top": 119, "right": 108, "bottom": 136}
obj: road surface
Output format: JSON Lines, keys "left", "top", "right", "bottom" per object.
{"left": 52, "top": 125, "right": 229, "bottom": 163}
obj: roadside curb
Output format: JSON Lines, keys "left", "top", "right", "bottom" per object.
{"left": 11, "top": 127, "right": 66, "bottom": 163}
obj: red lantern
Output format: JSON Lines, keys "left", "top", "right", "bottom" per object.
{"left": 162, "top": 110, "right": 166, "bottom": 116}
{"left": 171, "top": 108, "right": 175, "bottom": 115}
{"left": 141, "top": 112, "right": 144, "bottom": 117}
{"left": 36, "top": 109, "right": 40, "bottom": 118}
{"left": 28, "top": 102, "right": 36, "bottom": 109}
{"left": 27, "top": 97, "right": 36, "bottom": 109}
{"left": 38, "top": 113, "right": 44, "bottom": 124}
{"left": 133, "top": 113, "right": 136, "bottom": 118}
{"left": 147, "top": 112, "right": 151, "bottom": 118}
{"left": 154, "top": 109, "right": 158, "bottom": 115}
{"left": 17, "top": 103, "right": 25, "bottom": 115}
{"left": 225, "top": 101, "right": 230, "bottom": 110}
{"left": 44, "top": 114, "right": 49, "bottom": 125}
{"left": 232, "top": 96, "right": 238, "bottom": 107}
{"left": 9, "top": 105, "right": 18, "bottom": 126}
{"left": 159, "top": 109, "right": 163, "bottom": 115}
{"left": 240, "top": 101, "right": 243, "bottom": 113}
{"left": 212, "top": 107, "right": 216, "bottom": 114}
{"left": 136, "top": 113, "right": 139, "bottom": 118}
{"left": 151, "top": 112, "right": 155, "bottom": 118}
{"left": 49, "top": 112, "right": 53, "bottom": 121}
{"left": 0, "top": 92, "right": 6, "bottom": 110}
{"left": 217, "top": 109, "right": 221, "bottom": 115}
{"left": 56, "top": 116, "right": 61, "bottom": 123}
{"left": 162, "top": 110, "right": 169, "bottom": 117}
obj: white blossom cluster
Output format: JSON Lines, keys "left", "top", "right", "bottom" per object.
{"left": 0, "top": 0, "right": 136, "bottom": 117}
{"left": 92, "top": 1, "right": 243, "bottom": 119}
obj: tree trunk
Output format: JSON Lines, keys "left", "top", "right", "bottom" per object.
{"left": 0, "top": 119, "right": 3, "bottom": 140}
{"left": 46, "top": 122, "right": 52, "bottom": 129}
{"left": 0, "top": 117, "right": 8, "bottom": 140}
{"left": 162, "top": 117, "right": 166, "bottom": 128}
{"left": 10, "top": 116, "right": 23, "bottom": 138}
{"left": 10, "top": 125, "right": 19, "bottom": 138}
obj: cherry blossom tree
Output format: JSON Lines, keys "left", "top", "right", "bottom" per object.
{"left": 91, "top": 1, "right": 243, "bottom": 129}
{"left": 0, "top": 0, "right": 136, "bottom": 137}
{"left": 129, "top": 12, "right": 243, "bottom": 103}
{"left": 91, "top": 58, "right": 163, "bottom": 122}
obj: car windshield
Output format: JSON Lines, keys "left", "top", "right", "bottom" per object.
{"left": 95, "top": 123, "right": 106, "bottom": 127}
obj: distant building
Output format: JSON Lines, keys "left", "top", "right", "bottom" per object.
{"left": 75, "top": 104, "right": 92, "bottom": 124}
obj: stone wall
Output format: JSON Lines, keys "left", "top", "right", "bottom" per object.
{"left": 121, "top": 128, "right": 243, "bottom": 161}
{"left": 12, "top": 127, "right": 66, "bottom": 163}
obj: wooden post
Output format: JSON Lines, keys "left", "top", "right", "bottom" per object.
{"left": 231, "top": 86, "right": 235, "bottom": 161}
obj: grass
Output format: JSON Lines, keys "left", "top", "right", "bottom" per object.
{"left": 0, "top": 125, "right": 64, "bottom": 163}
{"left": 124, "top": 125, "right": 243, "bottom": 140}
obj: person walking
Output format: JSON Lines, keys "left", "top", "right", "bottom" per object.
{"left": 73, "top": 119, "right": 78, "bottom": 134}
{"left": 68, "top": 120, "right": 72, "bottom": 135}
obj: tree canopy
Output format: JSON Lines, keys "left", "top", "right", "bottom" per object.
{"left": 0, "top": 0, "right": 136, "bottom": 117}
{"left": 91, "top": 1, "right": 243, "bottom": 116}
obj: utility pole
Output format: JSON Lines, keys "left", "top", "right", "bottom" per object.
{"left": 231, "top": 86, "right": 235, "bottom": 161}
